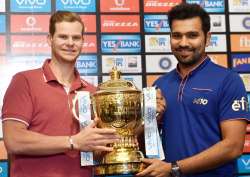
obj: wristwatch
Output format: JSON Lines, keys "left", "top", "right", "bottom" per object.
{"left": 170, "top": 161, "right": 182, "bottom": 177}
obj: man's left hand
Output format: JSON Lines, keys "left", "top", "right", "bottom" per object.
{"left": 156, "top": 88, "right": 166, "bottom": 124}
{"left": 136, "top": 158, "right": 171, "bottom": 177}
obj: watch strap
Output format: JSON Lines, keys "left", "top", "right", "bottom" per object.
{"left": 170, "top": 161, "right": 182, "bottom": 177}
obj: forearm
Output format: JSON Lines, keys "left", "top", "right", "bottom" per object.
{"left": 3, "top": 122, "right": 71, "bottom": 155}
{"left": 178, "top": 139, "right": 243, "bottom": 174}
{"left": 178, "top": 120, "right": 247, "bottom": 175}
{"left": 3, "top": 119, "right": 120, "bottom": 156}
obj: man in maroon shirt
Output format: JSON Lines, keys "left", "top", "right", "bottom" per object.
{"left": 1, "top": 11, "right": 119, "bottom": 177}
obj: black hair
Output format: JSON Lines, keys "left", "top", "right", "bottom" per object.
{"left": 168, "top": 3, "right": 210, "bottom": 34}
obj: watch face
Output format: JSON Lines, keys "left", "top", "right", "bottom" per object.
{"left": 171, "top": 162, "right": 181, "bottom": 177}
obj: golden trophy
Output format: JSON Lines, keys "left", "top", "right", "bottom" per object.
{"left": 92, "top": 68, "right": 145, "bottom": 175}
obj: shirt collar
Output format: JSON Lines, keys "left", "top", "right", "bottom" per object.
{"left": 42, "top": 59, "right": 87, "bottom": 90}
{"left": 175, "top": 56, "right": 211, "bottom": 78}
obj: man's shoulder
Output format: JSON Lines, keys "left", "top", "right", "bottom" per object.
{"left": 153, "top": 69, "right": 176, "bottom": 88}
{"left": 206, "top": 60, "right": 239, "bottom": 80}
{"left": 157, "top": 69, "right": 176, "bottom": 82}
{"left": 11, "top": 67, "right": 44, "bottom": 85}
{"left": 208, "top": 60, "right": 232, "bottom": 75}
{"left": 15, "top": 67, "right": 42, "bottom": 78}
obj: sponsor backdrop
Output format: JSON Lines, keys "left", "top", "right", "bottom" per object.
{"left": 0, "top": 0, "right": 249, "bottom": 176}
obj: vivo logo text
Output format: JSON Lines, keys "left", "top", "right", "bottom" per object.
{"left": 242, "top": 159, "right": 250, "bottom": 166}
{"left": 61, "top": 0, "right": 91, "bottom": 5}
{"left": 16, "top": 0, "right": 46, "bottom": 5}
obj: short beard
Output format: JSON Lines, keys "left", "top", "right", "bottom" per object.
{"left": 177, "top": 51, "right": 202, "bottom": 67}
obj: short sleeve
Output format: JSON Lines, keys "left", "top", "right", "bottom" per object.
{"left": 219, "top": 72, "right": 250, "bottom": 121}
{"left": 1, "top": 73, "right": 33, "bottom": 125}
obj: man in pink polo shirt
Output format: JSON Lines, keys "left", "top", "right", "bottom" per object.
{"left": 1, "top": 11, "right": 119, "bottom": 177}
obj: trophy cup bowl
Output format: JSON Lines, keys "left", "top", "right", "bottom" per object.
{"left": 92, "top": 68, "right": 145, "bottom": 175}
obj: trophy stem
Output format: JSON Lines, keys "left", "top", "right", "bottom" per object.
{"left": 113, "top": 135, "right": 138, "bottom": 149}
{"left": 95, "top": 135, "right": 145, "bottom": 176}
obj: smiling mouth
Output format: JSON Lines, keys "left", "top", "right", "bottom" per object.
{"left": 177, "top": 50, "right": 193, "bottom": 55}
{"left": 176, "top": 48, "right": 193, "bottom": 52}
{"left": 63, "top": 49, "right": 76, "bottom": 53}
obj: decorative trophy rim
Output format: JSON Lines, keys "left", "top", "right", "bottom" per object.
{"left": 93, "top": 67, "right": 140, "bottom": 96}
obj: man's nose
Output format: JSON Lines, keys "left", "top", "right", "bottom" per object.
{"left": 66, "top": 38, "right": 74, "bottom": 46}
{"left": 179, "top": 36, "right": 188, "bottom": 47}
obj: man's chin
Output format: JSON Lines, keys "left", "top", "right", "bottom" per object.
{"left": 60, "top": 56, "right": 78, "bottom": 63}
{"left": 177, "top": 56, "right": 192, "bottom": 63}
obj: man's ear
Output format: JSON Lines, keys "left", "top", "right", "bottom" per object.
{"left": 47, "top": 34, "right": 52, "bottom": 47}
{"left": 205, "top": 32, "right": 211, "bottom": 47}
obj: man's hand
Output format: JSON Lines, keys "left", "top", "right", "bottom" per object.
{"left": 136, "top": 158, "right": 171, "bottom": 177}
{"left": 72, "top": 120, "right": 120, "bottom": 152}
{"left": 156, "top": 88, "right": 166, "bottom": 124}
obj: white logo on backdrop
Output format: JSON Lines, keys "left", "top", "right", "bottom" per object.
{"left": 61, "top": 0, "right": 91, "bottom": 5}
{"left": 0, "top": 0, "right": 5, "bottom": 12}
{"left": 26, "top": 16, "right": 36, "bottom": 27}
{"left": 210, "top": 15, "right": 226, "bottom": 32}
{"left": 16, "top": 0, "right": 47, "bottom": 6}
{"left": 115, "top": 0, "right": 125, "bottom": 6}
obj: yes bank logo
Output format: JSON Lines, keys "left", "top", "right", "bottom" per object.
{"left": 187, "top": 0, "right": 224, "bottom": 12}
{"left": 101, "top": 35, "right": 141, "bottom": 53}
{"left": 144, "top": 15, "right": 170, "bottom": 33}
{"left": 76, "top": 55, "right": 97, "bottom": 74}
{"left": 193, "top": 98, "right": 208, "bottom": 105}
{"left": 232, "top": 97, "right": 249, "bottom": 111}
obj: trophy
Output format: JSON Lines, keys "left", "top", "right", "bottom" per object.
{"left": 92, "top": 68, "right": 145, "bottom": 175}
{"left": 73, "top": 68, "right": 164, "bottom": 175}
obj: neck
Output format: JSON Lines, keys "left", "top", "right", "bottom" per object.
{"left": 178, "top": 55, "right": 207, "bottom": 78}
{"left": 49, "top": 58, "right": 76, "bottom": 87}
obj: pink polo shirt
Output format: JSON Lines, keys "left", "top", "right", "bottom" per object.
{"left": 1, "top": 59, "right": 96, "bottom": 177}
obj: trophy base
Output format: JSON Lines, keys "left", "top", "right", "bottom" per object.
{"left": 95, "top": 162, "right": 145, "bottom": 176}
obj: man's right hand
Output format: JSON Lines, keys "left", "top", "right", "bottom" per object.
{"left": 71, "top": 121, "right": 120, "bottom": 152}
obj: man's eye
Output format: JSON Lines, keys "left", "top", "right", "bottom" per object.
{"left": 188, "top": 33, "right": 199, "bottom": 38}
{"left": 73, "top": 36, "right": 81, "bottom": 41}
{"left": 59, "top": 35, "right": 67, "bottom": 39}
{"left": 172, "top": 34, "right": 182, "bottom": 39}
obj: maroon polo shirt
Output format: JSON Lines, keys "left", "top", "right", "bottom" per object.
{"left": 1, "top": 59, "right": 96, "bottom": 177}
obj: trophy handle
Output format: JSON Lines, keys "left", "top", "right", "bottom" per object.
{"left": 141, "top": 93, "right": 145, "bottom": 125}
{"left": 72, "top": 94, "right": 80, "bottom": 121}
